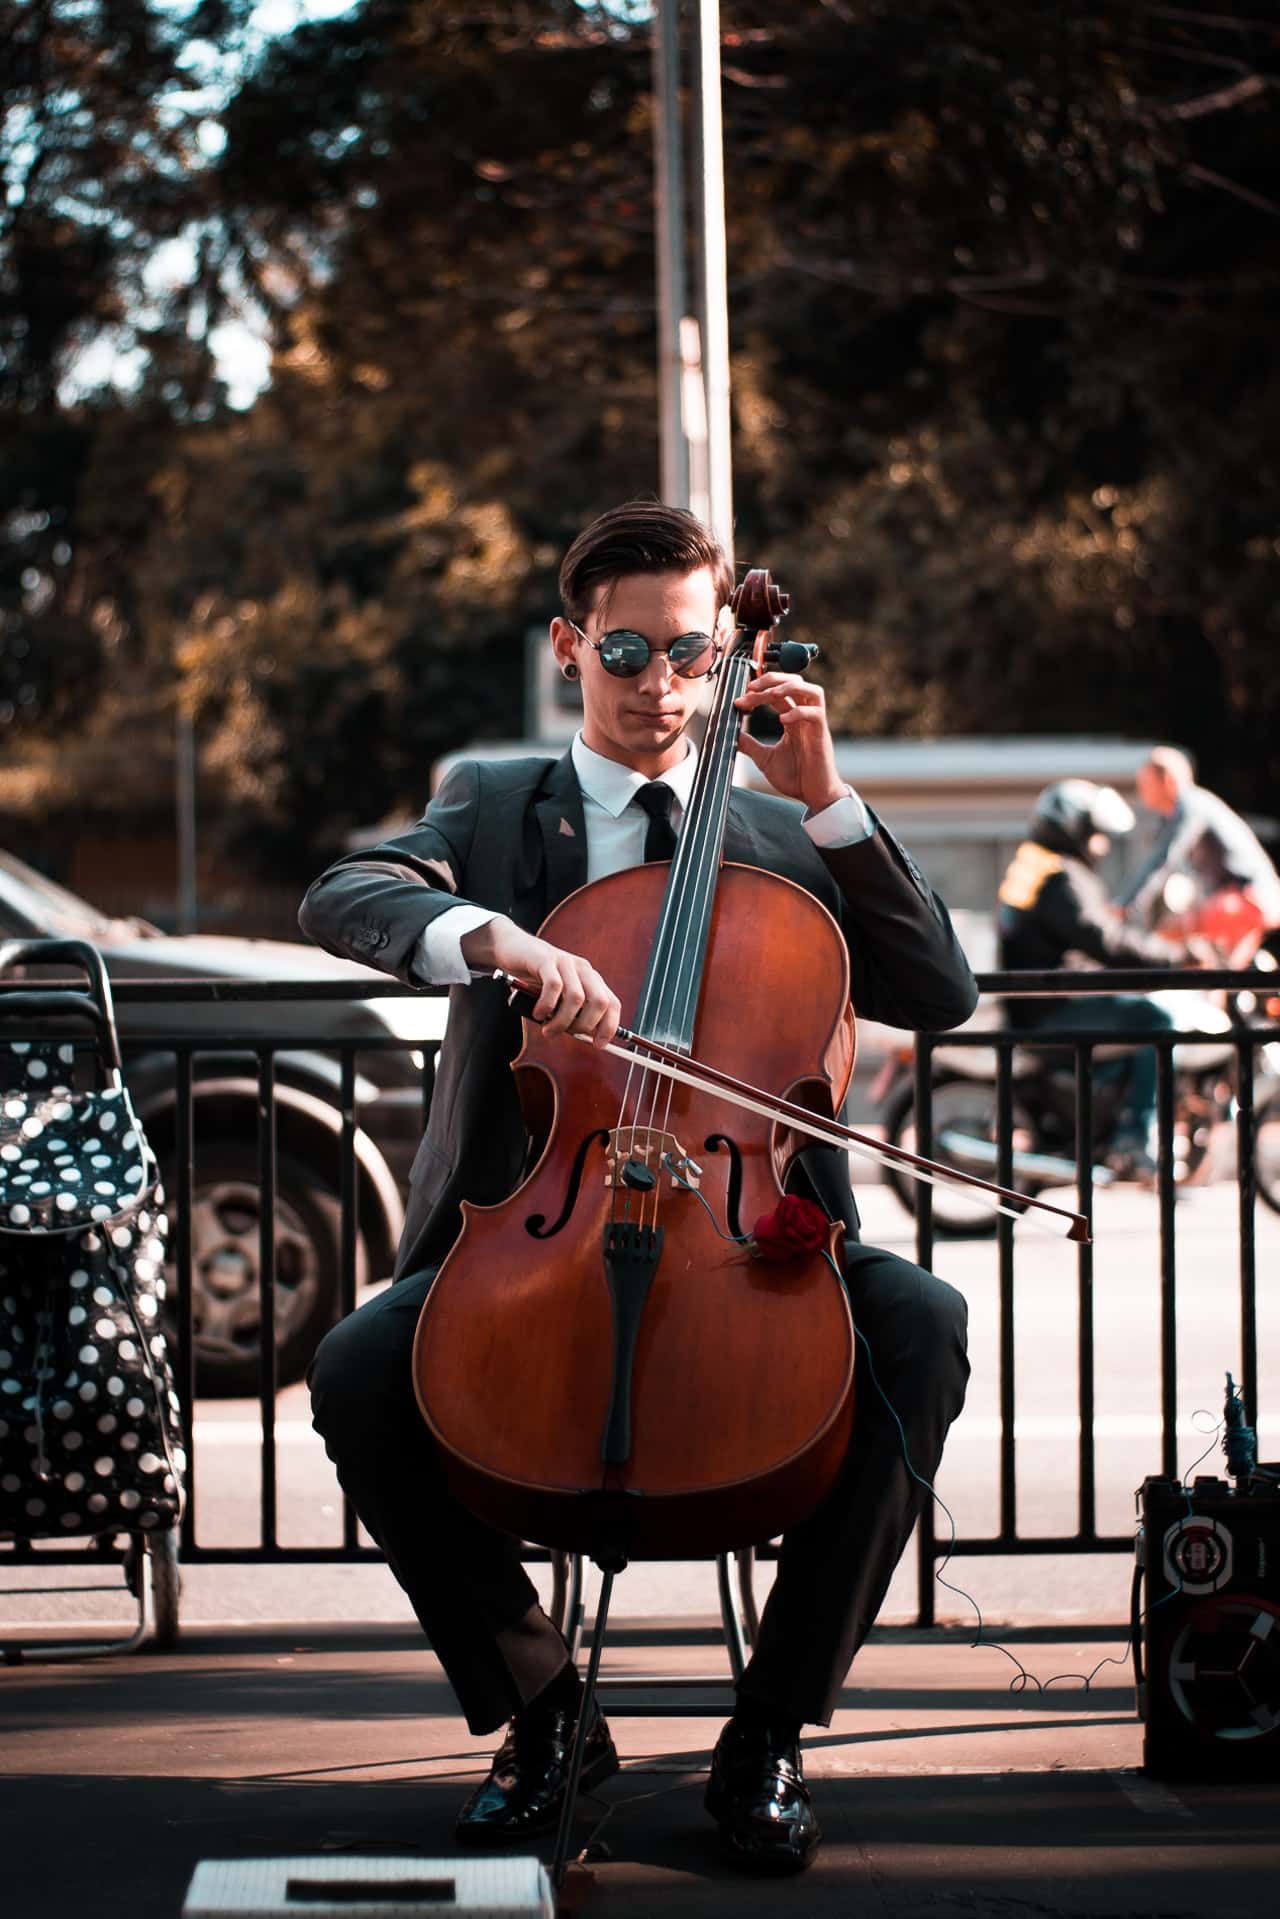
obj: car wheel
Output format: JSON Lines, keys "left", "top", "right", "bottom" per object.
{"left": 164, "top": 1146, "right": 345, "bottom": 1396}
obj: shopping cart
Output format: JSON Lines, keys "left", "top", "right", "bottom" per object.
{"left": 0, "top": 937, "right": 185, "bottom": 1659}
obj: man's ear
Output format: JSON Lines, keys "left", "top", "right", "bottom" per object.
{"left": 549, "top": 617, "right": 578, "bottom": 676}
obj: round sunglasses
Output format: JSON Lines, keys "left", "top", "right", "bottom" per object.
{"left": 567, "top": 620, "right": 719, "bottom": 680}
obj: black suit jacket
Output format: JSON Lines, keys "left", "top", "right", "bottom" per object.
{"left": 299, "top": 752, "right": 978, "bottom": 1276}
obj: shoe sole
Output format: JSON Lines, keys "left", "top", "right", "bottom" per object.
{"left": 454, "top": 1741, "right": 621, "bottom": 1848}
{"left": 716, "top": 1833, "right": 820, "bottom": 1875}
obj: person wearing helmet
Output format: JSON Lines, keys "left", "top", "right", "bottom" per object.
{"left": 997, "top": 779, "right": 1192, "bottom": 1175}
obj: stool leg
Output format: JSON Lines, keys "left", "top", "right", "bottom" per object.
{"left": 715, "top": 1551, "right": 748, "bottom": 1681}
{"left": 564, "top": 1551, "right": 585, "bottom": 1662}
{"left": 547, "top": 1551, "right": 585, "bottom": 1661}
{"left": 549, "top": 1550, "right": 569, "bottom": 1636}
{"left": 551, "top": 1563, "right": 619, "bottom": 1891}
{"left": 736, "top": 1545, "right": 760, "bottom": 1644}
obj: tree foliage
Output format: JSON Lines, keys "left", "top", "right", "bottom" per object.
{"left": 3, "top": 1, "right": 1278, "bottom": 878}
{"left": 1, "top": 0, "right": 254, "bottom": 760}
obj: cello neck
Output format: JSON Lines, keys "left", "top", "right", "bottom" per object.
{"left": 634, "top": 640, "right": 753, "bottom": 1050}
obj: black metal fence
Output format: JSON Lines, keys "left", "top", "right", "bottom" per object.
{"left": 3, "top": 969, "right": 1277, "bottom": 1625}
{"left": 910, "top": 966, "right": 1278, "bottom": 1621}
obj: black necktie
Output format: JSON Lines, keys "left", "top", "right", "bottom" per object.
{"left": 634, "top": 782, "right": 677, "bottom": 862}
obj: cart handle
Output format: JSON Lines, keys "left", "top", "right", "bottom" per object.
{"left": 0, "top": 939, "right": 123, "bottom": 1074}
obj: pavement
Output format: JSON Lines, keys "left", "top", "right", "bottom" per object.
{"left": 5, "top": 1609, "right": 1280, "bottom": 1919}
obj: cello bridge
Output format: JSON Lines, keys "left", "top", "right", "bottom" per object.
{"left": 605, "top": 1129, "right": 701, "bottom": 1192}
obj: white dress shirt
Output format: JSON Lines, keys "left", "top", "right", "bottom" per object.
{"left": 415, "top": 733, "right": 874, "bottom": 984}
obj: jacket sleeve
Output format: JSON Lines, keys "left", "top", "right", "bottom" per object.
{"left": 298, "top": 762, "right": 487, "bottom": 982}
{"left": 1037, "top": 867, "right": 1187, "bottom": 967}
{"left": 818, "top": 813, "right": 979, "bottom": 1032}
{"left": 1118, "top": 807, "right": 1191, "bottom": 920}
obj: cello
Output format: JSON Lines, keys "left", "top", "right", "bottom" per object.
{"left": 412, "top": 569, "right": 859, "bottom": 1565}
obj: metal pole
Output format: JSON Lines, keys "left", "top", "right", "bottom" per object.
{"left": 692, "top": 0, "right": 733, "bottom": 559}
{"left": 680, "top": 314, "right": 710, "bottom": 526}
{"left": 175, "top": 702, "right": 198, "bottom": 933}
{"left": 652, "top": 1, "right": 690, "bottom": 507}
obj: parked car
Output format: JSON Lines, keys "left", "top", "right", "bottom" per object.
{"left": 0, "top": 850, "right": 445, "bottom": 1395}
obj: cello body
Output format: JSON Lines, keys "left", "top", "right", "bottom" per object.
{"left": 412, "top": 858, "right": 857, "bottom": 1559}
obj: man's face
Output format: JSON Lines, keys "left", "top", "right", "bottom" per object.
{"left": 1137, "top": 764, "right": 1175, "bottom": 815}
{"left": 551, "top": 566, "right": 724, "bottom": 774}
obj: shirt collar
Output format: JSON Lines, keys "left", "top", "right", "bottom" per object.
{"left": 571, "top": 732, "right": 698, "bottom": 819}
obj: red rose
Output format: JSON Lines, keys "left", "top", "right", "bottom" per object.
{"left": 747, "top": 1195, "right": 831, "bottom": 1262}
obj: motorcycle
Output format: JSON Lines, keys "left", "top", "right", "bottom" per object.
{"left": 872, "top": 975, "right": 1280, "bottom": 1236}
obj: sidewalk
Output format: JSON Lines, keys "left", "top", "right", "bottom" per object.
{"left": 5, "top": 1616, "right": 1278, "bottom": 1919}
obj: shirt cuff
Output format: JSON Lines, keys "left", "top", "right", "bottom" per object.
{"left": 803, "top": 786, "right": 875, "bottom": 849}
{"left": 413, "top": 905, "right": 500, "bottom": 986}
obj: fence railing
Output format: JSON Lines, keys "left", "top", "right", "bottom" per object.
{"left": 909, "top": 967, "right": 1278, "bottom": 1621}
{"left": 3, "top": 969, "right": 1277, "bottom": 1626}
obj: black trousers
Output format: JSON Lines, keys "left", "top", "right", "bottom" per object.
{"left": 309, "top": 1242, "right": 969, "bottom": 1737}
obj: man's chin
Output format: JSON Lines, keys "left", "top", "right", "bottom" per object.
{"left": 626, "top": 714, "right": 686, "bottom": 744}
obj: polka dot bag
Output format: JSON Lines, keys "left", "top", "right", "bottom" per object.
{"left": 0, "top": 1035, "right": 186, "bottom": 1542}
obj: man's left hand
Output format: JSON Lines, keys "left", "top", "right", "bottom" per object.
{"left": 734, "top": 672, "right": 846, "bottom": 815}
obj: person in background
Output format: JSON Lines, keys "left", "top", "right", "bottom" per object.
{"left": 1122, "top": 747, "right": 1280, "bottom": 964}
{"left": 997, "top": 779, "right": 1193, "bottom": 1176}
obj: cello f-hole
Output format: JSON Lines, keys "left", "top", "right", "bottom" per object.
{"left": 525, "top": 1128, "right": 611, "bottom": 1238}
{"left": 704, "top": 1133, "right": 745, "bottom": 1241}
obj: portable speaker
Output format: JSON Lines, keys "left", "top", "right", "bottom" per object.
{"left": 181, "top": 1857, "right": 553, "bottom": 1919}
{"left": 1134, "top": 1469, "right": 1280, "bottom": 1778}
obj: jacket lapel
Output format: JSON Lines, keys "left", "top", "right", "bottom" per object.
{"left": 532, "top": 752, "right": 589, "bottom": 915}
{"left": 724, "top": 790, "right": 764, "bottom": 872}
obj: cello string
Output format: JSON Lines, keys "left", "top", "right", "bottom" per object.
{"left": 674, "top": 638, "right": 771, "bottom": 1212}
{"left": 645, "top": 640, "right": 749, "bottom": 1074}
{"left": 615, "top": 627, "right": 752, "bottom": 1226}
{"left": 656, "top": 646, "right": 747, "bottom": 1049}
{"left": 635, "top": 629, "right": 747, "bottom": 1047}
{"left": 614, "top": 656, "right": 726, "bottom": 1171}
{"left": 640, "top": 640, "right": 750, "bottom": 1212}
{"left": 637, "top": 660, "right": 727, "bottom": 1178}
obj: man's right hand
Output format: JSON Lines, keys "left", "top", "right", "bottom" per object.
{"left": 459, "top": 916, "right": 621, "bottom": 1048}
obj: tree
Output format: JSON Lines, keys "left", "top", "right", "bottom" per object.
{"left": 1, "top": 1, "right": 253, "bottom": 748}
{"left": 4, "top": 2, "right": 1278, "bottom": 878}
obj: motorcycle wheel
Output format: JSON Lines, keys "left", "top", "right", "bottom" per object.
{"left": 882, "top": 1072, "right": 1042, "bottom": 1239}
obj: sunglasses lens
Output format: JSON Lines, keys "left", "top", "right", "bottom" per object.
{"left": 598, "top": 632, "right": 648, "bottom": 677}
{"left": 668, "top": 635, "right": 715, "bottom": 677}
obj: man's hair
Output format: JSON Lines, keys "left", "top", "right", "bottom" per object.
{"left": 558, "top": 500, "right": 735, "bottom": 625}
{"left": 1146, "top": 745, "right": 1194, "bottom": 790}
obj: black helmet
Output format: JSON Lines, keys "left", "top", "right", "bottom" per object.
{"left": 1030, "top": 779, "right": 1135, "bottom": 861}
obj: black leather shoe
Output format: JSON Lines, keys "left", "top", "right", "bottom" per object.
{"left": 704, "top": 1717, "right": 821, "bottom": 1873}
{"left": 455, "top": 1703, "right": 619, "bottom": 1847}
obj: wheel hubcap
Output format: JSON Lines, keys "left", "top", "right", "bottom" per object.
{"left": 186, "top": 1177, "right": 319, "bottom": 1367}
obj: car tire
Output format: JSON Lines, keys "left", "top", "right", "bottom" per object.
{"left": 162, "top": 1145, "right": 349, "bottom": 1397}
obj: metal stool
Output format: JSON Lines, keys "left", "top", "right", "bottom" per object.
{"left": 548, "top": 1545, "right": 761, "bottom": 1687}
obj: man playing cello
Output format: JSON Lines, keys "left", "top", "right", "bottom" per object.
{"left": 300, "top": 500, "right": 976, "bottom": 1874}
